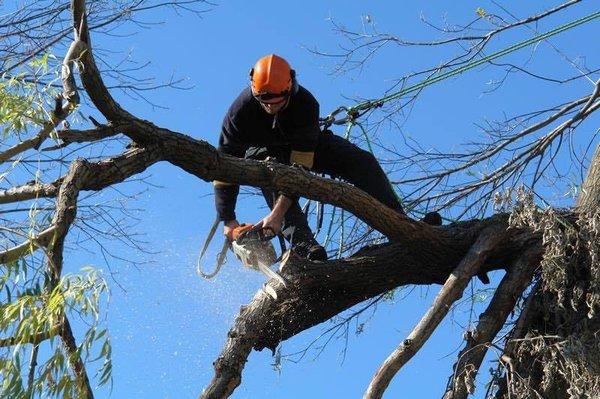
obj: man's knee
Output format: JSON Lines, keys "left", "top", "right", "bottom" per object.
{"left": 346, "top": 148, "right": 380, "bottom": 176}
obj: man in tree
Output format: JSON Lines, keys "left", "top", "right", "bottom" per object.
{"left": 214, "top": 54, "right": 438, "bottom": 261}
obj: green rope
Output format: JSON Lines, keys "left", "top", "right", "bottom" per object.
{"left": 343, "top": 120, "right": 354, "bottom": 139}
{"left": 354, "top": 121, "right": 375, "bottom": 154}
{"left": 342, "top": 10, "right": 600, "bottom": 116}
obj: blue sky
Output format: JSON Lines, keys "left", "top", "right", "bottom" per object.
{"left": 49, "top": 1, "right": 600, "bottom": 398}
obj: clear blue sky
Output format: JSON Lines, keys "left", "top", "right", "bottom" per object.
{"left": 56, "top": 1, "right": 600, "bottom": 398}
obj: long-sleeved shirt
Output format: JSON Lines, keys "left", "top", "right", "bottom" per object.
{"left": 214, "top": 85, "right": 321, "bottom": 221}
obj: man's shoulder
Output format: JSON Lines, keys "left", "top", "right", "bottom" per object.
{"left": 296, "top": 85, "right": 318, "bottom": 104}
{"left": 229, "top": 87, "right": 255, "bottom": 112}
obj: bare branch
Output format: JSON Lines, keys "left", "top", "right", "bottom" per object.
{"left": 364, "top": 224, "right": 508, "bottom": 399}
{"left": 0, "top": 225, "right": 57, "bottom": 265}
{"left": 443, "top": 245, "right": 542, "bottom": 399}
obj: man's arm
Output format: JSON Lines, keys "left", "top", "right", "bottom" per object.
{"left": 259, "top": 195, "right": 293, "bottom": 236}
{"left": 215, "top": 102, "right": 248, "bottom": 234}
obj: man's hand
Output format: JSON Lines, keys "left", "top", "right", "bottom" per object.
{"left": 258, "top": 195, "right": 293, "bottom": 237}
{"left": 223, "top": 219, "right": 240, "bottom": 241}
{"left": 258, "top": 211, "right": 285, "bottom": 237}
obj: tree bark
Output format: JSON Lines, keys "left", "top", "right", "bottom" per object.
{"left": 364, "top": 225, "right": 508, "bottom": 399}
{"left": 443, "top": 245, "right": 542, "bottom": 399}
{"left": 577, "top": 143, "right": 600, "bottom": 213}
{"left": 201, "top": 216, "right": 549, "bottom": 398}
{"left": 494, "top": 142, "right": 600, "bottom": 398}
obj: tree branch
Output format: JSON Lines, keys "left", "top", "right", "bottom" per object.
{"left": 442, "top": 245, "right": 542, "bottom": 399}
{"left": 0, "top": 327, "right": 60, "bottom": 347}
{"left": 42, "top": 157, "right": 95, "bottom": 397}
{"left": 0, "top": 146, "right": 160, "bottom": 206}
{"left": 363, "top": 224, "right": 508, "bottom": 399}
{"left": 199, "top": 216, "right": 549, "bottom": 398}
{"left": 71, "top": 0, "right": 135, "bottom": 123}
{"left": 46, "top": 122, "right": 125, "bottom": 150}
{"left": 0, "top": 226, "right": 58, "bottom": 265}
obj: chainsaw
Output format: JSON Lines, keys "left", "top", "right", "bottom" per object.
{"left": 230, "top": 223, "right": 288, "bottom": 290}
{"left": 197, "top": 219, "right": 288, "bottom": 299}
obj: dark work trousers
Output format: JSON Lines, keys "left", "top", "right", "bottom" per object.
{"left": 245, "top": 129, "right": 404, "bottom": 247}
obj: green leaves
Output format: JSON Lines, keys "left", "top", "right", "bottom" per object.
{"left": 0, "top": 53, "right": 60, "bottom": 139}
{"left": 0, "top": 79, "right": 44, "bottom": 138}
{"left": 0, "top": 268, "right": 112, "bottom": 398}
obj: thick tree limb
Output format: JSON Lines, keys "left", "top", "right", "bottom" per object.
{"left": 442, "top": 245, "right": 542, "bottom": 399}
{"left": 363, "top": 224, "right": 507, "bottom": 399}
{"left": 0, "top": 180, "right": 62, "bottom": 205}
{"left": 44, "top": 158, "right": 94, "bottom": 396}
{"left": 200, "top": 220, "right": 542, "bottom": 399}
{"left": 1, "top": 131, "right": 430, "bottom": 244}
{"left": 0, "top": 146, "right": 160, "bottom": 206}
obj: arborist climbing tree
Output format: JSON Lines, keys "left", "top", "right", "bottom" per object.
{"left": 212, "top": 54, "right": 442, "bottom": 262}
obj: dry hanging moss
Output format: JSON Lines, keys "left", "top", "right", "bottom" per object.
{"left": 508, "top": 187, "right": 600, "bottom": 317}
{"left": 487, "top": 188, "right": 600, "bottom": 399}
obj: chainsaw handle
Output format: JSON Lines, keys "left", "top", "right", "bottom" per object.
{"left": 230, "top": 221, "right": 275, "bottom": 243}
{"left": 230, "top": 223, "right": 254, "bottom": 241}
{"left": 248, "top": 221, "right": 276, "bottom": 241}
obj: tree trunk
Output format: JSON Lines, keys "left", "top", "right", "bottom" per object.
{"left": 577, "top": 144, "right": 600, "bottom": 213}
{"left": 495, "top": 143, "right": 600, "bottom": 398}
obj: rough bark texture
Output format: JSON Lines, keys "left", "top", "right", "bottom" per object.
{"left": 577, "top": 144, "right": 600, "bottom": 213}
{"left": 493, "top": 143, "right": 600, "bottom": 399}
{"left": 200, "top": 218, "right": 547, "bottom": 399}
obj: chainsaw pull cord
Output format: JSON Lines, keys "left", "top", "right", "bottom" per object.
{"left": 196, "top": 216, "right": 228, "bottom": 279}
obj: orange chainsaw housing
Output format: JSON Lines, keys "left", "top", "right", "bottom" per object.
{"left": 230, "top": 223, "right": 254, "bottom": 241}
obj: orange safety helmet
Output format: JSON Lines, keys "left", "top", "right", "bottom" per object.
{"left": 249, "top": 54, "right": 296, "bottom": 99}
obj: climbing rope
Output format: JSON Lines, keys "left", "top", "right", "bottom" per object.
{"left": 313, "top": 10, "right": 600, "bottom": 255}
{"left": 320, "top": 10, "right": 600, "bottom": 128}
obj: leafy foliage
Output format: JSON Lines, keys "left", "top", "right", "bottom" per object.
{"left": 0, "top": 268, "right": 112, "bottom": 399}
{"left": 0, "top": 75, "right": 49, "bottom": 139}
